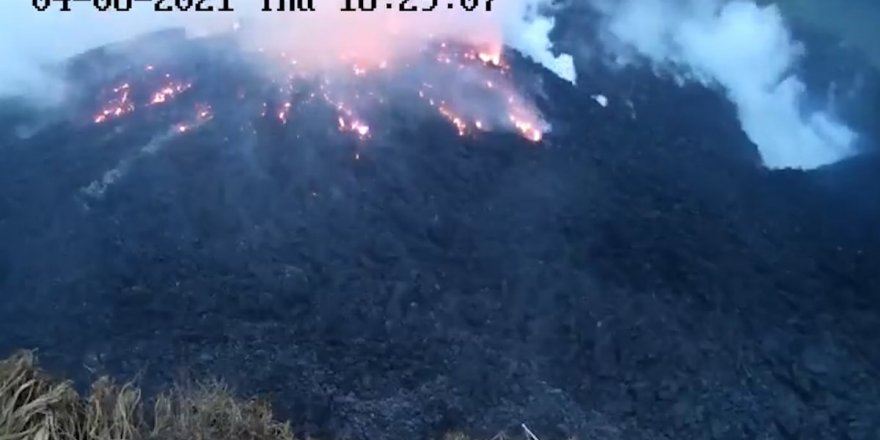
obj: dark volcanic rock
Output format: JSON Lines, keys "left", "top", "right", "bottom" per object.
{"left": 1, "top": 29, "right": 879, "bottom": 440}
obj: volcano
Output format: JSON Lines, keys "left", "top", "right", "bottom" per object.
{"left": 1, "top": 26, "right": 880, "bottom": 440}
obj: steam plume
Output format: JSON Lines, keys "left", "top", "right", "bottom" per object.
{"left": 592, "top": 0, "right": 857, "bottom": 169}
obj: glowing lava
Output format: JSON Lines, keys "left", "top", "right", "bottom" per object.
{"left": 93, "top": 75, "right": 193, "bottom": 125}
{"left": 477, "top": 51, "right": 502, "bottom": 67}
{"left": 88, "top": 40, "right": 547, "bottom": 144}
{"left": 149, "top": 82, "right": 191, "bottom": 105}
{"left": 93, "top": 83, "right": 134, "bottom": 124}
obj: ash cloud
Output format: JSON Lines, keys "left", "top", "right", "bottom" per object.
{"left": 0, "top": 0, "right": 575, "bottom": 101}
{"left": 589, "top": 0, "right": 857, "bottom": 169}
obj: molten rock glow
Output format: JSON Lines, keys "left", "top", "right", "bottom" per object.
{"left": 87, "top": 38, "right": 548, "bottom": 146}
{"left": 77, "top": 38, "right": 548, "bottom": 201}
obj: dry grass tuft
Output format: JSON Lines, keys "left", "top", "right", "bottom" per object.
{"left": 1, "top": 351, "right": 552, "bottom": 440}
{"left": 0, "top": 351, "right": 293, "bottom": 440}
{"left": 150, "top": 380, "right": 293, "bottom": 440}
{"left": 83, "top": 378, "right": 144, "bottom": 440}
{"left": 0, "top": 350, "right": 82, "bottom": 440}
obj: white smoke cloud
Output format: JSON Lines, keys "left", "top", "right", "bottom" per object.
{"left": 0, "top": 0, "right": 575, "bottom": 99}
{"left": 500, "top": 2, "right": 577, "bottom": 83}
{"left": 592, "top": 0, "right": 857, "bottom": 169}
{"left": 0, "top": 3, "right": 215, "bottom": 98}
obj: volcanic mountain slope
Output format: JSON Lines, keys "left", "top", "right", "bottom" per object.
{"left": 1, "top": 30, "right": 880, "bottom": 440}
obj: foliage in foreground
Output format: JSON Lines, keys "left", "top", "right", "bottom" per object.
{"left": 0, "top": 350, "right": 294, "bottom": 440}
{"left": 0, "top": 351, "right": 555, "bottom": 440}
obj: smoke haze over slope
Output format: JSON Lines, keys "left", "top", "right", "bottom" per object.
{"left": 0, "top": 0, "right": 871, "bottom": 169}
{"left": 0, "top": 0, "right": 575, "bottom": 99}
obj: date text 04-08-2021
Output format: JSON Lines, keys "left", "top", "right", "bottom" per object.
{"left": 32, "top": 0, "right": 494, "bottom": 12}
